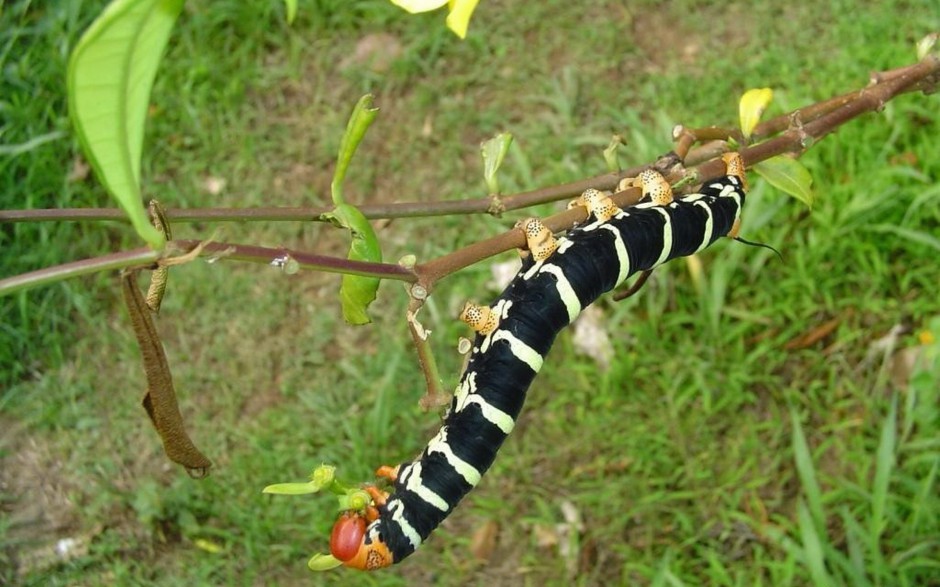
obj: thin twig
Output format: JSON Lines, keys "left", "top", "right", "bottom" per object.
{"left": 0, "top": 241, "right": 417, "bottom": 297}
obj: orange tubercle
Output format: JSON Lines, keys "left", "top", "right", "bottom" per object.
{"left": 343, "top": 535, "right": 394, "bottom": 570}
{"left": 721, "top": 152, "right": 748, "bottom": 191}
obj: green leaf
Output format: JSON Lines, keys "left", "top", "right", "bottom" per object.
{"left": 283, "top": 0, "right": 297, "bottom": 24}
{"left": 261, "top": 481, "right": 322, "bottom": 495}
{"left": 331, "top": 94, "right": 379, "bottom": 206}
{"left": 308, "top": 553, "right": 344, "bottom": 571}
{"left": 324, "top": 95, "right": 383, "bottom": 324}
{"left": 481, "top": 132, "right": 513, "bottom": 194}
{"left": 67, "top": 0, "right": 183, "bottom": 249}
{"left": 754, "top": 155, "right": 815, "bottom": 208}
{"left": 321, "top": 204, "right": 382, "bottom": 325}
{"left": 739, "top": 88, "right": 773, "bottom": 139}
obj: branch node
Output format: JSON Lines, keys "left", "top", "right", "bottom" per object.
{"left": 652, "top": 151, "right": 684, "bottom": 177}
{"left": 787, "top": 112, "right": 813, "bottom": 149}
{"left": 487, "top": 193, "right": 506, "bottom": 217}
{"left": 410, "top": 283, "right": 429, "bottom": 301}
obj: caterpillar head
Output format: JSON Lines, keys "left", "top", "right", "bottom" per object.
{"left": 330, "top": 512, "right": 394, "bottom": 570}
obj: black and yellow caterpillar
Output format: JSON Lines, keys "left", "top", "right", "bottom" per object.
{"left": 330, "top": 152, "right": 748, "bottom": 570}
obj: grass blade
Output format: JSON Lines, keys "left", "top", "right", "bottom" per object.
{"left": 870, "top": 395, "right": 897, "bottom": 548}
{"left": 797, "top": 499, "right": 834, "bottom": 586}
{"left": 790, "top": 409, "right": 827, "bottom": 537}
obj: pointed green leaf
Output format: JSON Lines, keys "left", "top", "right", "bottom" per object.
{"left": 321, "top": 204, "right": 381, "bottom": 325}
{"left": 331, "top": 94, "right": 379, "bottom": 206}
{"left": 261, "top": 481, "right": 322, "bottom": 495}
{"left": 283, "top": 0, "right": 298, "bottom": 24}
{"left": 754, "top": 155, "right": 815, "bottom": 208}
{"left": 739, "top": 88, "right": 773, "bottom": 139}
{"left": 68, "top": 0, "right": 183, "bottom": 249}
{"left": 481, "top": 132, "right": 513, "bottom": 194}
{"left": 308, "top": 553, "right": 344, "bottom": 571}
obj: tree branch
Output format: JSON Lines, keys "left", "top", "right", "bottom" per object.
{"left": 2, "top": 52, "right": 937, "bottom": 300}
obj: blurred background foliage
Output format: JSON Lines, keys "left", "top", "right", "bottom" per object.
{"left": 1, "top": 0, "right": 938, "bottom": 585}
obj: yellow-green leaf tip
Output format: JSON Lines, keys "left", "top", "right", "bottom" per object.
{"left": 283, "top": 0, "right": 297, "bottom": 24}
{"left": 739, "top": 88, "right": 774, "bottom": 139}
{"left": 308, "top": 553, "right": 344, "bottom": 571}
{"left": 262, "top": 481, "right": 321, "bottom": 495}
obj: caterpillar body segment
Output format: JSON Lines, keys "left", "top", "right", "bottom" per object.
{"left": 335, "top": 157, "right": 748, "bottom": 570}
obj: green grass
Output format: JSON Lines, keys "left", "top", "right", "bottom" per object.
{"left": 2, "top": 0, "right": 939, "bottom": 585}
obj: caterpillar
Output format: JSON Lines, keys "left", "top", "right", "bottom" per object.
{"left": 331, "top": 152, "right": 749, "bottom": 570}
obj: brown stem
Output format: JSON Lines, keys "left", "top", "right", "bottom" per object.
{"left": 0, "top": 240, "right": 417, "bottom": 298}
{"left": 170, "top": 240, "right": 418, "bottom": 281}
{"left": 0, "top": 169, "right": 640, "bottom": 226}
{"left": 405, "top": 296, "right": 450, "bottom": 411}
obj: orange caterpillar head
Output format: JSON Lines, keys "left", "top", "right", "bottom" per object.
{"left": 330, "top": 512, "right": 394, "bottom": 570}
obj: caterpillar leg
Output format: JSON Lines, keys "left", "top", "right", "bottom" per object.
{"left": 635, "top": 169, "right": 674, "bottom": 205}
{"left": 516, "top": 217, "right": 558, "bottom": 261}
{"left": 581, "top": 188, "right": 621, "bottom": 222}
{"left": 617, "top": 169, "right": 673, "bottom": 204}
{"left": 567, "top": 189, "right": 621, "bottom": 222}
{"left": 375, "top": 464, "right": 399, "bottom": 483}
